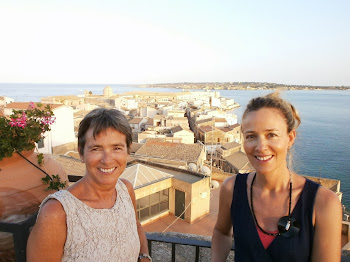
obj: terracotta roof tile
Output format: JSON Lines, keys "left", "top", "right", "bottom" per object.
{"left": 198, "top": 125, "right": 215, "bottom": 133}
{"left": 229, "top": 123, "right": 240, "bottom": 129}
{"left": 5, "top": 102, "right": 63, "bottom": 110}
{"left": 170, "top": 126, "right": 183, "bottom": 133}
{"left": 221, "top": 141, "right": 241, "bottom": 150}
{"left": 215, "top": 118, "right": 227, "bottom": 122}
{"left": 219, "top": 127, "right": 233, "bottom": 133}
{"left": 196, "top": 118, "right": 212, "bottom": 124}
{"left": 130, "top": 143, "right": 144, "bottom": 153}
{"left": 145, "top": 118, "right": 154, "bottom": 125}
{"left": 135, "top": 139, "right": 203, "bottom": 163}
{"left": 54, "top": 155, "right": 86, "bottom": 176}
{"left": 224, "top": 152, "right": 253, "bottom": 170}
{"left": 129, "top": 118, "right": 144, "bottom": 124}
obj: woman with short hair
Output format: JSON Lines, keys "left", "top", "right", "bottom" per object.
{"left": 27, "top": 108, "right": 151, "bottom": 262}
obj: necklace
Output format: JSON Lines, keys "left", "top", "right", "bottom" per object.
{"left": 250, "top": 171, "right": 293, "bottom": 237}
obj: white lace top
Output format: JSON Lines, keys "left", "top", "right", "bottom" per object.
{"left": 39, "top": 179, "right": 140, "bottom": 262}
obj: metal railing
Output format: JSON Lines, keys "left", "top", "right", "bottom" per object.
{"left": 146, "top": 233, "right": 234, "bottom": 262}
{"left": 0, "top": 212, "right": 38, "bottom": 262}
{"left": 1, "top": 210, "right": 350, "bottom": 262}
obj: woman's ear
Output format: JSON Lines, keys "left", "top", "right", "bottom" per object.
{"left": 288, "top": 130, "right": 296, "bottom": 149}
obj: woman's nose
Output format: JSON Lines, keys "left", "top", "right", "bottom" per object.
{"left": 256, "top": 137, "right": 268, "bottom": 151}
{"left": 101, "top": 151, "right": 113, "bottom": 164}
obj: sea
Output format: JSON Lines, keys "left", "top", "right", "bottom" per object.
{"left": 1, "top": 83, "right": 350, "bottom": 208}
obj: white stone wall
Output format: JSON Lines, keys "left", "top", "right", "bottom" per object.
{"left": 173, "top": 130, "right": 195, "bottom": 144}
{"left": 50, "top": 106, "right": 76, "bottom": 147}
{"left": 37, "top": 106, "right": 75, "bottom": 154}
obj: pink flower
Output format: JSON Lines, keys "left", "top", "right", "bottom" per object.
{"left": 40, "top": 116, "right": 56, "bottom": 125}
{"left": 9, "top": 113, "right": 28, "bottom": 128}
{"left": 29, "top": 102, "right": 36, "bottom": 109}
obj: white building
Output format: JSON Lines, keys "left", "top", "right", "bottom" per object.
{"left": 115, "top": 96, "right": 138, "bottom": 110}
{"left": 139, "top": 106, "right": 158, "bottom": 118}
{"left": 129, "top": 118, "right": 148, "bottom": 132}
{"left": 103, "top": 86, "right": 113, "bottom": 97}
{"left": 171, "top": 126, "right": 195, "bottom": 144}
{"left": 4, "top": 102, "right": 75, "bottom": 154}
{"left": 0, "top": 96, "right": 14, "bottom": 107}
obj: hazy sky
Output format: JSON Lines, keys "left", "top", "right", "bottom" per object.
{"left": 0, "top": 0, "right": 349, "bottom": 86}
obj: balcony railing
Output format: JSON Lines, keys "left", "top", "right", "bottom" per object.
{"left": 0, "top": 212, "right": 38, "bottom": 262}
{"left": 1, "top": 207, "right": 350, "bottom": 261}
{"left": 146, "top": 233, "right": 234, "bottom": 262}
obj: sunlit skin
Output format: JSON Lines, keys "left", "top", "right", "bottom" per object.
{"left": 241, "top": 108, "right": 295, "bottom": 178}
{"left": 81, "top": 127, "right": 129, "bottom": 189}
{"left": 211, "top": 106, "right": 342, "bottom": 262}
{"left": 27, "top": 125, "right": 151, "bottom": 261}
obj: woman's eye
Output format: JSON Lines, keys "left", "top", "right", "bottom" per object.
{"left": 245, "top": 135, "right": 255, "bottom": 139}
{"left": 268, "top": 133, "right": 278, "bottom": 138}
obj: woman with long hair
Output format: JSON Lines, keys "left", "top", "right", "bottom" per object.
{"left": 211, "top": 92, "right": 341, "bottom": 262}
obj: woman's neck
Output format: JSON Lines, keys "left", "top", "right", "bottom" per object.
{"left": 80, "top": 176, "right": 117, "bottom": 201}
{"left": 255, "top": 168, "right": 291, "bottom": 192}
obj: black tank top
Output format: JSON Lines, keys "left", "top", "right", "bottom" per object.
{"left": 231, "top": 173, "right": 320, "bottom": 262}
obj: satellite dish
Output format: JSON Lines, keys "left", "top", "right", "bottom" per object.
{"left": 201, "top": 166, "right": 211, "bottom": 176}
{"left": 211, "top": 180, "right": 220, "bottom": 189}
{"left": 188, "top": 163, "right": 197, "bottom": 172}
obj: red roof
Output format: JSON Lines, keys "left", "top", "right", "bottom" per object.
{"left": 129, "top": 118, "right": 144, "bottom": 124}
{"left": 199, "top": 125, "right": 216, "bottom": 133}
{"left": 219, "top": 127, "right": 233, "bottom": 132}
{"left": 215, "top": 118, "right": 227, "bottom": 122}
{"left": 229, "top": 123, "right": 240, "bottom": 129}
{"left": 5, "top": 102, "right": 63, "bottom": 110}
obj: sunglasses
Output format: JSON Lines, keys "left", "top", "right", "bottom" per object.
{"left": 277, "top": 216, "right": 300, "bottom": 237}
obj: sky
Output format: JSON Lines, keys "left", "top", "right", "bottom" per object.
{"left": 0, "top": 0, "right": 349, "bottom": 86}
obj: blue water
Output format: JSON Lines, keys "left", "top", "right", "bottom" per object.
{"left": 0, "top": 83, "right": 178, "bottom": 102}
{"left": 221, "top": 89, "right": 350, "bottom": 208}
{"left": 1, "top": 84, "right": 349, "bottom": 207}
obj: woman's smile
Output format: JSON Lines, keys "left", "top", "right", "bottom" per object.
{"left": 81, "top": 127, "right": 129, "bottom": 187}
{"left": 98, "top": 167, "right": 116, "bottom": 173}
{"left": 242, "top": 107, "right": 295, "bottom": 175}
{"left": 255, "top": 155, "right": 273, "bottom": 161}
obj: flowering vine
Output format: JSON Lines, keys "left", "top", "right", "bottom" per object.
{"left": 0, "top": 102, "right": 66, "bottom": 190}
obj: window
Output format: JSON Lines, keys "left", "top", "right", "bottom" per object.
{"left": 137, "top": 189, "right": 169, "bottom": 222}
{"left": 37, "top": 138, "right": 44, "bottom": 148}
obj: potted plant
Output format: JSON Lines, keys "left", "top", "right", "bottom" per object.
{"left": 0, "top": 102, "right": 67, "bottom": 190}
{"left": 0, "top": 102, "right": 68, "bottom": 259}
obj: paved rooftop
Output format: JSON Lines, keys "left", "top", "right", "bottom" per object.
{"left": 143, "top": 184, "right": 220, "bottom": 237}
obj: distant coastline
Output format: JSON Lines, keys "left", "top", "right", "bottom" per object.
{"left": 138, "top": 82, "right": 350, "bottom": 91}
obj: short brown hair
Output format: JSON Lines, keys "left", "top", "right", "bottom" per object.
{"left": 78, "top": 108, "right": 132, "bottom": 155}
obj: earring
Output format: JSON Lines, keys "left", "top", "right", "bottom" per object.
{"left": 81, "top": 159, "right": 84, "bottom": 163}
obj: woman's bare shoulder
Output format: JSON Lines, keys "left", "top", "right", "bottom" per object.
{"left": 38, "top": 198, "right": 66, "bottom": 223}
{"left": 221, "top": 172, "right": 252, "bottom": 194}
{"left": 221, "top": 174, "right": 236, "bottom": 194}
{"left": 315, "top": 185, "right": 342, "bottom": 212}
{"left": 220, "top": 172, "right": 251, "bottom": 201}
